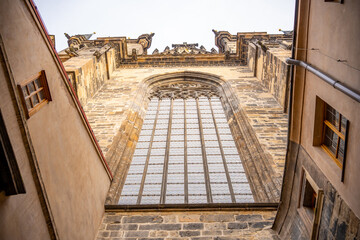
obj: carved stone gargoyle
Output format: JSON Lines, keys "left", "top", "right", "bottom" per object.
{"left": 131, "top": 49, "right": 137, "bottom": 61}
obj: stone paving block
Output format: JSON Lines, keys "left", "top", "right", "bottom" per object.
{"left": 138, "top": 238, "right": 164, "bottom": 240}
{"left": 123, "top": 215, "right": 163, "bottom": 223}
{"left": 204, "top": 222, "right": 227, "bottom": 231}
{"left": 106, "top": 224, "right": 122, "bottom": 230}
{"left": 201, "top": 230, "right": 223, "bottom": 236}
{"left": 191, "top": 237, "right": 212, "bottom": 240}
{"left": 183, "top": 223, "right": 204, "bottom": 230}
{"left": 149, "top": 230, "right": 169, "bottom": 237}
{"left": 179, "top": 230, "right": 201, "bottom": 237}
{"left": 235, "top": 214, "right": 263, "bottom": 222}
{"left": 97, "top": 231, "right": 110, "bottom": 237}
{"left": 110, "top": 231, "right": 123, "bottom": 237}
{"left": 200, "top": 214, "right": 234, "bottom": 223}
{"left": 125, "top": 230, "right": 149, "bottom": 238}
{"left": 248, "top": 221, "right": 272, "bottom": 229}
{"left": 104, "top": 215, "right": 123, "bottom": 223}
{"left": 227, "top": 222, "right": 248, "bottom": 229}
{"left": 139, "top": 224, "right": 182, "bottom": 231}
{"left": 178, "top": 214, "right": 201, "bottom": 222}
{"left": 163, "top": 215, "right": 178, "bottom": 223}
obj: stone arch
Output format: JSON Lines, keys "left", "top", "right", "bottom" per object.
{"left": 105, "top": 71, "right": 281, "bottom": 205}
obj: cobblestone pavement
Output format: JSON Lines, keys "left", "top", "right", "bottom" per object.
{"left": 96, "top": 210, "right": 279, "bottom": 240}
{"left": 83, "top": 66, "right": 288, "bottom": 173}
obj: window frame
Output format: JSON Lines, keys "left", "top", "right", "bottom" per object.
{"left": 313, "top": 97, "right": 349, "bottom": 182}
{"left": 17, "top": 70, "right": 52, "bottom": 119}
{"left": 0, "top": 110, "right": 26, "bottom": 196}
{"left": 118, "top": 94, "right": 254, "bottom": 205}
{"left": 321, "top": 111, "right": 348, "bottom": 169}
{"left": 297, "top": 169, "right": 324, "bottom": 240}
{"left": 324, "top": 0, "right": 344, "bottom": 4}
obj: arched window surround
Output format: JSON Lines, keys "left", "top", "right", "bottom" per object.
{"left": 105, "top": 71, "right": 281, "bottom": 206}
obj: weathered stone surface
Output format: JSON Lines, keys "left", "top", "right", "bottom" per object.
{"left": 200, "top": 214, "right": 234, "bottom": 223}
{"left": 235, "top": 214, "right": 263, "bottom": 222}
{"left": 179, "top": 230, "right": 201, "bottom": 237}
{"left": 178, "top": 214, "right": 201, "bottom": 222}
{"left": 123, "top": 215, "right": 163, "bottom": 223}
{"left": 204, "top": 223, "right": 227, "bottom": 231}
{"left": 249, "top": 221, "right": 272, "bottom": 229}
{"left": 84, "top": 66, "right": 287, "bottom": 173}
{"left": 96, "top": 211, "right": 278, "bottom": 239}
{"left": 124, "top": 230, "right": 149, "bottom": 238}
{"left": 183, "top": 223, "right": 204, "bottom": 230}
{"left": 139, "top": 224, "right": 181, "bottom": 230}
{"left": 227, "top": 222, "right": 248, "bottom": 229}
{"left": 89, "top": 66, "right": 286, "bottom": 240}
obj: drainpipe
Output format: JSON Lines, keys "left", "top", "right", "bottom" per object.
{"left": 286, "top": 58, "right": 360, "bottom": 103}
{"left": 254, "top": 44, "right": 258, "bottom": 77}
{"left": 273, "top": 0, "right": 299, "bottom": 233}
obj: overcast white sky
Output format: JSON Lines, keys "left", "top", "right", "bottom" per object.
{"left": 34, "top": 0, "right": 296, "bottom": 53}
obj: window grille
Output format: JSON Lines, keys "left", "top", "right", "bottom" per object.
{"left": 119, "top": 82, "right": 254, "bottom": 205}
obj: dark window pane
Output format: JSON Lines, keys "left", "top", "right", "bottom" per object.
{"left": 34, "top": 78, "right": 42, "bottom": 89}
{"left": 38, "top": 90, "right": 45, "bottom": 101}
{"left": 340, "top": 115, "right": 348, "bottom": 136}
{"left": 324, "top": 126, "right": 337, "bottom": 155}
{"left": 31, "top": 94, "right": 39, "bottom": 106}
{"left": 118, "top": 96, "right": 253, "bottom": 205}
{"left": 325, "top": 105, "right": 339, "bottom": 129}
{"left": 28, "top": 82, "right": 35, "bottom": 93}
{"left": 338, "top": 138, "right": 345, "bottom": 165}
{"left": 22, "top": 86, "right": 29, "bottom": 97}
{"left": 25, "top": 99, "right": 32, "bottom": 109}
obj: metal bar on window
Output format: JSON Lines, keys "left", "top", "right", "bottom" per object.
{"left": 196, "top": 97, "right": 212, "bottom": 203}
{"left": 341, "top": 121, "right": 350, "bottom": 182}
{"left": 160, "top": 97, "right": 174, "bottom": 204}
{"left": 209, "top": 97, "right": 236, "bottom": 203}
{"left": 137, "top": 99, "right": 161, "bottom": 204}
{"left": 184, "top": 98, "right": 189, "bottom": 204}
{"left": 324, "top": 120, "right": 345, "bottom": 140}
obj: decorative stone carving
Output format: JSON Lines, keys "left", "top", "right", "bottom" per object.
{"left": 225, "top": 50, "right": 230, "bottom": 60}
{"left": 149, "top": 82, "right": 220, "bottom": 99}
{"left": 156, "top": 42, "right": 213, "bottom": 55}
{"left": 152, "top": 48, "right": 159, "bottom": 55}
{"left": 211, "top": 48, "right": 218, "bottom": 54}
{"left": 131, "top": 49, "right": 137, "bottom": 61}
{"left": 93, "top": 50, "right": 101, "bottom": 59}
{"left": 65, "top": 32, "right": 95, "bottom": 50}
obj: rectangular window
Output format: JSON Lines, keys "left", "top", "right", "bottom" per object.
{"left": 298, "top": 169, "right": 323, "bottom": 240}
{"left": 118, "top": 97, "right": 253, "bottom": 205}
{"left": 313, "top": 97, "right": 349, "bottom": 181}
{"left": 0, "top": 110, "right": 26, "bottom": 195}
{"left": 324, "top": 0, "right": 343, "bottom": 3}
{"left": 17, "top": 70, "right": 52, "bottom": 119}
{"left": 321, "top": 104, "right": 348, "bottom": 168}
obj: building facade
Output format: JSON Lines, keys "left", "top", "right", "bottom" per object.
{"left": 0, "top": 0, "right": 359, "bottom": 239}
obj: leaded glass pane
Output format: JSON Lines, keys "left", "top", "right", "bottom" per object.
{"left": 118, "top": 96, "right": 253, "bottom": 205}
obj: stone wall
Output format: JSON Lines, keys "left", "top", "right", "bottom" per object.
{"left": 96, "top": 210, "right": 279, "bottom": 239}
{"left": 63, "top": 46, "right": 116, "bottom": 106}
{"left": 83, "top": 66, "right": 288, "bottom": 173}
{"left": 247, "top": 43, "right": 291, "bottom": 112}
{"left": 0, "top": 0, "right": 112, "bottom": 239}
{"left": 120, "top": 55, "right": 241, "bottom": 68}
{"left": 273, "top": 142, "right": 360, "bottom": 239}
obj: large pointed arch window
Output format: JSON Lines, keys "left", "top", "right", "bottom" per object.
{"left": 118, "top": 82, "right": 254, "bottom": 205}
